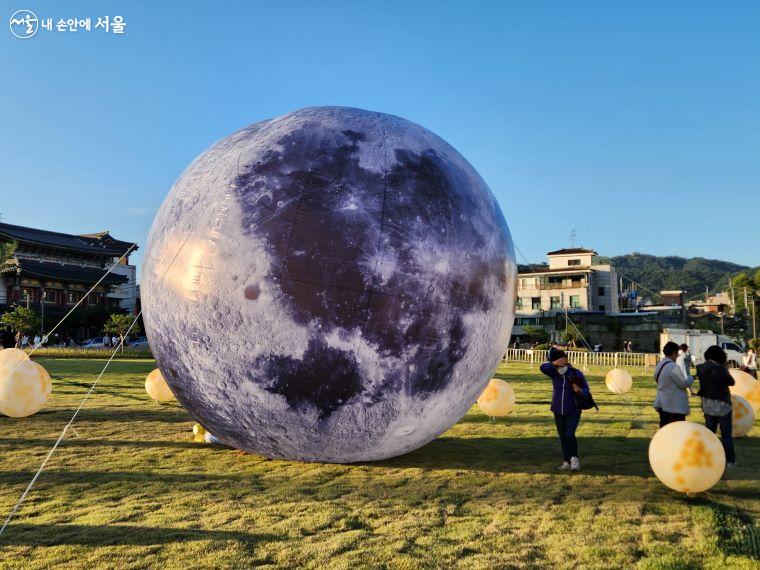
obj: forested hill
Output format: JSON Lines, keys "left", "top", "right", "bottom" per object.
{"left": 610, "top": 253, "right": 753, "bottom": 299}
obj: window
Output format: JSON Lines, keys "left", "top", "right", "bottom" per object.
{"left": 570, "top": 295, "right": 581, "bottom": 308}
{"left": 723, "top": 343, "right": 741, "bottom": 352}
{"left": 599, "top": 305, "right": 606, "bottom": 312}
{"left": 531, "top": 297, "right": 541, "bottom": 310}
{"left": 568, "top": 259, "right": 581, "bottom": 266}
{"left": 45, "top": 291, "right": 57, "bottom": 304}
{"left": 551, "top": 296, "right": 561, "bottom": 309}
{"left": 516, "top": 297, "right": 524, "bottom": 310}
{"left": 67, "top": 291, "right": 82, "bottom": 304}
{"left": 598, "top": 286, "right": 605, "bottom": 296}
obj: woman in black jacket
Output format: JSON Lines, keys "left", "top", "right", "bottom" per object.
{"left": 696, "top": 345, "right": 737, "bottom": 467}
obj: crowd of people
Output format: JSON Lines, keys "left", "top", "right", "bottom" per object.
{"left": 0, "top": 326, "right": 123, "bottom": 350}
{"left": 540, "top": 342, "right": 756, "bottom": 471}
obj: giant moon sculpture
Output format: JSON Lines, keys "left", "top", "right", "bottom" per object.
{"left": 141, "top": 107, "right": 517, "bottom": 462}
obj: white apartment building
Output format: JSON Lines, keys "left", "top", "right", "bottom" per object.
{"left": 513, "top": 248, "right": 620, "bottom": 337}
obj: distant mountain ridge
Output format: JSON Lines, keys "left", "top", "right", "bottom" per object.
{"left": 610, "top": 253, "right": 754, "bottom": 300}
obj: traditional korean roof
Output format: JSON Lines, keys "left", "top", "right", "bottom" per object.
{"left": 2, "top": 258, "right": 128, "bottom": 286}
{"left": 0, "top": 223, "right": 137, "bottom": 257}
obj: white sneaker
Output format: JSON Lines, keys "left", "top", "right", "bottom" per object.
{"left": 570, "top": 457, "right": 581, "bottom": 471}
{"left": 558, "top": 461, "right": 571, "bottom": 470}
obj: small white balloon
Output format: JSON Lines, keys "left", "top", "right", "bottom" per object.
{"left": 605, "top": 368, "right": 633, "bottom": 395}
{"left": 477, "top": 378, "right": 515, "bottom": 417}
{"left": 649, "top": 421, "right": 725, "bottom": 494}
{"left": 732, "top": 395, "right": 755, "bottom": 438}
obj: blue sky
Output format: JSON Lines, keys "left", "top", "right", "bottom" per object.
{"left": 2, "top": 1, "right": 759, "bottom": 271}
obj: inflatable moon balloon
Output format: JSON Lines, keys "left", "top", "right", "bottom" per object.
{"left": 729, "top": 369, "right": 760, "bottom": 412}
{"left": 648, "top": 421, "right": 725, "bottom": 494}
{"left": 605, "top": 368, "right": 633, "bottom": 395}
{"left": 0, "top": 349, "right": 52, "bottom": 417}
{"left": 145, "top": 368, "right": 175, "bottom": 402}
{"left": 477, "top": 378, "right": 516, "bottom": 417}
{"left": 732, "top": 395, "right": 755, "bottom": 438}
{"left": 141, "top": 106, "right": 516, "bottom": 462}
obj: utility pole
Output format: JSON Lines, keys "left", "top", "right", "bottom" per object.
{"left": 745, "top": 287, "right": 750, "bottom": 316}
{"left": 752, "top": 296, "right": 757, "bottom": 340}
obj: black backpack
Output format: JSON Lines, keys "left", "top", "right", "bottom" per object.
{"left": 569, "top": 370, "right": 599, "bottom": 411}
{"left": 575, "top": 391, "right": 599, "bottom": 411}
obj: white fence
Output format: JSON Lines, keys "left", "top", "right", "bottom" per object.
{"left": 503, "top": 348, "right": 659, "bottom": 369}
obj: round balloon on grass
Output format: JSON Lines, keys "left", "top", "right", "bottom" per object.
{"left": 732, "top": 395, "right": 755, "bottom": 438}
{"left": 605, "top": 368, "right": 633, "bottom": 395}
{"left": 145, "top": 368, "right": 175, "bottom": 402}
{"left": 476, "top": 378, "right": 516, "bottom": 417}
{"left": 648, "top": 421, "right": 725, "bottom": 494}
{"left": 0, "top": 349, "right": 52, "bottom": 418}
{"left": 729, "top": 369, "right": 760, "bottom": 412}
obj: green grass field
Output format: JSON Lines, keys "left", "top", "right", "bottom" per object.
{"left": 1, "top": 359, "right": 759, "bottom": 569}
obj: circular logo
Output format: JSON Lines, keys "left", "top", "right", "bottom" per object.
{"left": 9, "top": 9, "right": 38, "bottom": 39}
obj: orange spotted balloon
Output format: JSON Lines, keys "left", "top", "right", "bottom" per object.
{"left": 732, "top": 395, "right": 755, "bottom": 438}
{"left": 648, "top": 421, "right": 726, "bottom": 493}
{"left": 476, "top": 378, "right": 516, "bottom": 417}
{"left": 0, "top": 348, "right": 52, "bottom": 417}
{"left": 729, "top": 369, "right": 760, "bottom": 412}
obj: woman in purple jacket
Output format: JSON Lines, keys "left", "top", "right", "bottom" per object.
{"left": 540, "top": 347, "right": 590, "bottom": 471}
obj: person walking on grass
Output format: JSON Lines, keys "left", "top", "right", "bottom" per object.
{"left": 540, "top": 347, "right": 591, "bottom": 472}
{"left": 653, "top": 341, "right": 695, "bottom": 427}
{"left": 696, "top": 345, "right": 737, "bottom": 468}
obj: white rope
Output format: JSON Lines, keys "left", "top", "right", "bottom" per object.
{"left": 0, "top": 311, "right": 142, "bottom": 536}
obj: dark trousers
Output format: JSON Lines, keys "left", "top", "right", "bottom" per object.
{"left": 657, "top": 409, "right": 686, "bottom": 428}
{"left": 705, "top": 412, "right": 736, "bottom": 463}
{"left": 554, "top": 412, "right": 581, "bottom": 461}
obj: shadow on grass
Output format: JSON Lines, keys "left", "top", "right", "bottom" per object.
{"left": 374, "top": 436, "right": 760, "bottom": 480}
{"left": 0, "top": 438, "right": 201, "bottom": 450}
{"left": 1, "top": 523, "right": 278, "bottom": 546}
{"left": 371, "top": 436, "right": 654, "bottom": 476}
{"left": 14, "top": 407, "right": 190, "bottom": 423}
{"left": 0, "top": 470, "right": 262, "bottom": 486}
{"left": 458, "top": 414, "right": 650, "bottom": 425}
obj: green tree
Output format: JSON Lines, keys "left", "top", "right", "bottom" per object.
{"left": 522, "top": 325, "right": 549, "bottom": 344}
{"left": 1, "top": 306, "right": 40, "bottom": 336}
{"left": 103, "top": 313, "right": 140, "bottom": 353}
{"left": 0, "top": 240, "right": 16, "bottom": 267}
{"left": 749, "top": 338, "right": 760, "bottom": 352}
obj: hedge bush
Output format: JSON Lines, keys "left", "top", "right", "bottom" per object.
{"left": 26, "top": 347, "right": 153, "bottom": 360}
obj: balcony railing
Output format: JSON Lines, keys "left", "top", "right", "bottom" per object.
{"left": 519, "top": 281, "right": 588, "bottom": 291}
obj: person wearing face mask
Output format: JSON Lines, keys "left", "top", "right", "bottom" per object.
{"left": 540, "top": 346, "right": 590, "bottom": 471}
{"left": 653, "top": 341, "right": 695, "bottom": 427}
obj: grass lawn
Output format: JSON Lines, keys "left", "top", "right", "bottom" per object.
{"left": 1, "top": 359, "right": 759, "bottom": 569}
